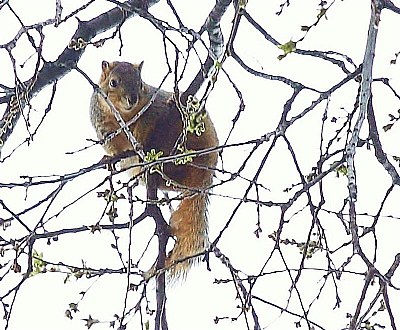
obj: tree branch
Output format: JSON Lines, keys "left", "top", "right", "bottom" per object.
{"left": 181, "top": 0, "right": 232, "bottom": 102}
{"left": 367, "top": 95, "right": 400, "bottom": 185}
{"left": 146, "top": 173, "right": 169, "bottom": 330}
{"left": 345, "top": 0, "right": 381, "bottom": 202}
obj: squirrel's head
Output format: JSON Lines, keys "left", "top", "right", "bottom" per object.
{"left": 99, "top": 61, "right": 145, "bottom": 112}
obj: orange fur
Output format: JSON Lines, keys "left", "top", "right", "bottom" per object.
{"left": 166, "top": 193, "right": 209, "bottom": 278}
{"left": 90, "top": 61, "right": 218, "bottom": 278}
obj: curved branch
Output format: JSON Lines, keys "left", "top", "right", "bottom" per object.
{"left": 367, "top": 95, "right": 400, "bottom": 185}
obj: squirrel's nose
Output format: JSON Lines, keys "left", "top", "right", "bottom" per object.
{"left": 125, "top": 94, "right": 138, "bottom": 108}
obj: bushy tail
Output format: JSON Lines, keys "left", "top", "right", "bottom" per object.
{"left": 165, "top": 193, "right": 209, "bottom": 279}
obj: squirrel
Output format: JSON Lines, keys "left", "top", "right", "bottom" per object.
{"left": 90, "top": 61, "right": 218, "bottom": 279}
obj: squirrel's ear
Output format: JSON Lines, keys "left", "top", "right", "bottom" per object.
{"left": 138, "top": 61, "right": 144, "bottom": 72}
{"left": 102, "top": 61, "right": 110, "bottom": 71}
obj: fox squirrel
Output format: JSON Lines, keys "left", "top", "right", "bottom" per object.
{"left": 90, "top": 61, "right": 218, "bottom": 278}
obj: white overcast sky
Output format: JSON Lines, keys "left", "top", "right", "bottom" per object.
{"left": 1, "top": 1, "right": 400, "bottom": 330}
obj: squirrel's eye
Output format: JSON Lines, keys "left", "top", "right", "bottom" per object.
{"left": 109, "top": 79, "right": 118, "bottom": 88}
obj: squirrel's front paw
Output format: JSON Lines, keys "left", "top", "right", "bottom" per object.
{"left": 98, "top": 155, "right": 116, "bottom": 171}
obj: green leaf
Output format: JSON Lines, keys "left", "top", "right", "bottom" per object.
{"left": 278, "top": 40, "right": 296, "bottom": 60}
{"left": 317, "top": 8, "right": 328, "bottom": 20}
{"left": 144, "top": 149, "right": 164, "bottom": 174}
{"left": 238, "top": 0, "right": 248, "bottom": 9}
{"left": 30, "top": 250, "right": 46, "bottom": 276}
{"left": 187, "top": 111, "right": 207, "bottom": 136}
{"left": 144, "top": 149, "right": 164, "bottom": 162}
{"left": 69, "top": 303, "right": 79, "bottom": 313}
{"left": 278, "top": 40, "right": 296, "bottom": 54}
{"left": 298, "top": 240, "right": 321, "bottom": 258}
{"left": 174, "top": 146, "right": 196, "bottom": 165}
{"left": 336, "top": 164, "right": 348, "bottom": 177}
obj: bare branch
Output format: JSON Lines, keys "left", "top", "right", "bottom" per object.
{"left": 345, "top": 0, "right": 381, "bottom": 202}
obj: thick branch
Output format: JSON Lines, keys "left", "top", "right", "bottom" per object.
{"left": 146, "top": 174, "right": 169, "bottom": 330}
{"left": 181, "top": 0, "right": 232, "bottom": 102}
{"left": 345, "top": 0, "right": 381, "bottom": 201}
{"left": 382, "top": 0, "right": 400, "bottom": 14}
